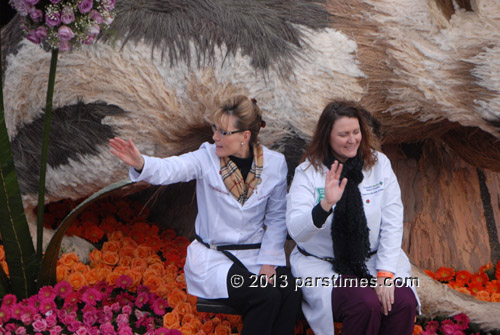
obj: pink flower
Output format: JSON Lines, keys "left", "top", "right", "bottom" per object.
{"left": 35, "top": 26, "right": 48, "bottom": 40}
{"left": 82, "top": 34, "right": 96, "bottom": 45}
{"left": 78, "top": 0, "right": 93, "bottom": 14}
{"left": 29, "top": 8, "right": 43, "bottom": 22}
{"left": 1, "top": 294, "right": 17, "bottom": 308}
{"left": 83, "top": 310, "right": 98, "bottom": 326}
{"left": 49, "top": 325, "right": 63, "bottom": 335}
{"left": 99, "top": 322, "right": 116, "bottom": 335}
{"left": 102, "top": 0, "right": 115, "bottom": 10}
{"left": 0, "top": 307, "right": 10, "bottom": 324}
{"left": 76, "top": 326, "right": 88, "bottom": 335}
{"left": 135, "top": 292, "right": 149, "bottom": 308}
{"left": 152, "top": 297, "right": 168, "bottom": 315}
{"left": 116, "top": 275, "right": 133, "bottom": 289}
{"left": 6, "top": 323, "right": 18, "bottom": 331}
{"left": 27, "top": 30, "right": 41, "bottom": 44}
{"left": 61, "top": 6, "right": 75, "bottom": 24}
{"left": 122, "top": 304, "right": 132, "bottom": 315}
{"left": 10, "top": 303, "right": 23, "bottom": 320}
{"left": 453, "top": 313, "right": 470, "bottom": 330}
{"left": 425, "top": 320, "right": 440, "bottom": 332}
{"left": 116, "top": 313, "right": 129, "bottom": 326}
{"left": 32, "top": 318, "right": 48, "bottom": 332}
{"left": 46, "top": 313, "right": 57, "bottom": 328}
{"left": 54, "top": 281, "right": 72, "bottom": 298}
{"left": 15, "top": 327, "right": 27, "bottom": 335}
{"left": 117, "top": 325, "right": 133, "bottom": 335}
{"left": 58, "top": 25, "right": 75, "bottom": 42}
{"left": 45, "top": 11, "right": 61, "bottom": 27}
{"left": 39, "top": 299, "right": 57, "bottom": 315}
{"left": 67, "top": 320, "right": 83, "bottom": 332}
{"left": 19, "top": 305, "right": 36, "bottom": 325}
{"left": 89, "top": 9, "right": 103, "bottom": 24}
{"left": 64, "top": 291, "right": 82, "bottom": 306}
{"left": 82, "top": 287, "right": 102, "bottom": 306}
{"left": 154, "top": 329, "right": 170, "bottom": 335}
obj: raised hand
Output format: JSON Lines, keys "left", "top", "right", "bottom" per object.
{"left": 320, "top": 160, "right": 348, "bottom": 211}
{"left": 109, "top": 137, "right": 144, "bottom": 171}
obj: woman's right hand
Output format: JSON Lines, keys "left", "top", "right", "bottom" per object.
{"left": 109, "top": 137, "right": 145, "bottom": 171}
{"left": 320, "top": 160, "right": 348, "bottom": 211}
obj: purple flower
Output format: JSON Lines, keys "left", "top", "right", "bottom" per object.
{"left": 61, "top": 6, "right": 75, "bottom": 24}
{"left": 59, "top": 39, "right": 70, "bottom": 51}
{"left": 29, "top": 8, "right": 43, "bottom": 22}
{"left": 87, "top": 24, "right": 100, "bottom": 36}
{"left": 24, "top": 0, "right": 39, "bottom": 5}
{"left": 45, "top": 11, "right": 61, "bottom": 27}
{"left": 58, "top": 25, "right": 74, "bottom": 42}
{"left": 32, "top": 318, "right": 48, "bottom": 332}
{"left": 82, "top": 34, "right": 96, "bottom": 45}
{"left": 35, "top": 25, "right": 48, "bottom": 39}
{"left": 103, "top": 0, "right": 115, "bottom": 10}
{"left": 89, "top": 9, "right": 103, "bottom": 24}
{"left": 78, "top": 0, "right": 93, "bottom": 14}
{"left": 26, "top": 29, "right": 41, "bottom": 44}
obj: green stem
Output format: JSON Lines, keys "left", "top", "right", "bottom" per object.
{"left": 36, "top": 48, "right": 59, "bottom": 258}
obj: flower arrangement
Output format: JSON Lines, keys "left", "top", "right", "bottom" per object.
{"left": 413, "top": 313, "right": 479, "bottom": 335}
{"left": 425, "top": 262, "right": 500, "bottom": 302}
{"left": 9, "top": 0, "right": 115, "bottom": 50}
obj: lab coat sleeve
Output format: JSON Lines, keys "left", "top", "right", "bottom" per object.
{"left": 256, "top": 156, "right": 288, "bottom": 266}
{"left": 286, "top": 164, "right": 328, "bottom": 243}
{"left": 375, "top": 156, "right": 404, "bottom": 274}
{"left": 129, "top": 149, "right": 204, "bottom": 185}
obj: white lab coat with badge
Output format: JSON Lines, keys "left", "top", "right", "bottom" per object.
{"left": 129, "top": 142, "right": 288, "bottom": 299}
{"left": 286, "top": 151, "right": 419, "bottom": 335}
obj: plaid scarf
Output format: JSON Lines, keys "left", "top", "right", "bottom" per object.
{"left": 220, "top": 144, "right": 263, "bottom": 205}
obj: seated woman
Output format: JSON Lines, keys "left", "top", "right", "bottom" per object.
{"left": 286, "top": 101, "right": 419, "bottom": 335}
{"left": 110, "top": 95, "right": 301, "bottom": 335}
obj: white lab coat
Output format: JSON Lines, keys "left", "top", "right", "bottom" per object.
{"left": 286, "top": 151, "right": 419, "bottom": 335}
{"left": 130, "top": 142, "right": 288, "bottom": 299}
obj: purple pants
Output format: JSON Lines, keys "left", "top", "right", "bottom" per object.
{"left": 331, "top": 279, "right": 417, "bottom": 335}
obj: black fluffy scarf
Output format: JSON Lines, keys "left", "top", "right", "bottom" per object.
{"left": 325, "top": 151, "right": 372, "bottom": 279}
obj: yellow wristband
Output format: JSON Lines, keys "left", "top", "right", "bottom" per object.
{"left": 377, "top": 271, "right": 394, "bottom": 279}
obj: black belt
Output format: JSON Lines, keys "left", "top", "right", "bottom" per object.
{"left": 195, "top": 234, "right": 261, "bottom": 270}
{"left": 297, "top": 246, "right": 377, "bottom": 264}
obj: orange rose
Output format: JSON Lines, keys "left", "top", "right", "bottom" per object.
{"left": 179, "top": 324, "right": 196, "bottom": 335}
{"left": 194, "top": 331, "right": 207, "bottom": 335}
{"left": 168, "top": 288, "right": 187, "bottom": 308}
{"left": 97, "top": 267, "right": 112, "bottom": 280}
{"left": 149, "top": 262, "right": 165, "bottom": 276}
{"left": 174, "top": 302, "right": 193, "bottom": 317}
{"left": 102, "top": 252, "right": 120, "bottom": 266}
{"left": 135, "top": 245, "right": 152, "bottom": 259}
{"left": 56, "top": 265, "right": 69, "bottom": 282}
{"left": 119, "top": 246, "right": 136, "bottom": 258}
{"left": 85, "top": 268, "right": 100, "bottom": 286}
{"left": 147, "top": 254, "right": 162, "bottom": 265}
{"left": 225, "top": 315, "right": 241, "bottom": 328}
{"left": 72, "top": 262, "right": 89, "bottom": 274}
{"left": 189, "top": 318, "right": 202, "bottom": 331}
{"left": 117, "top": 255, "right": 133, "bottom": 267}
{"left": 106, "top": 272, "right": 122, "bottom": 286}
{"left": 491, "top": 293, "right": 500, "bottom": 302}
{"left": 108, "top": 229, "right": 123, "bottom": 241}
{"left": 68, "top": 271, "right": 87, "bottom": 290}
{"left": 131, "top": 257, "right": 148, "bottom": 271}
{"left": 220, "top": 320, "right": 230, "bottom": 329}
{"left": 113, "top": 266, "right": 131, "bottom": 275}
{"left": 121, "top": 236, "right": 138, "bottom": 248}
{"left": 475, "top": 290, "right": 491, "bottom": 302}
{"left": 187, "top": 294, "right": 197, "bottom": 306}
{"left": 155, "top": 283, "right": 171, "bottom": 298}
{"left": 58, "top": 252, "right": 80, "bottom": 268}
{"left": 163, "top": 311, "right": 180, "bottom": 328}
{"left": 213, "top": 324, "right": 231, "bottom": 335}
{"left": 144, "top": 268, "right": 162, "bottom": 280}
{"left": 201, "top": 320, "right": 214, "bottom": 334}
{"left": 88, "top": 249, "right": 102, "bottom": 264}
{"left": 126, "top": 268, "right": 143, "bottom": 288}
{"left": 102, "top": 240, "right": 121, "bottom": 254}
{"left": 143, "top": 275, "right": 162, "bottom": 292}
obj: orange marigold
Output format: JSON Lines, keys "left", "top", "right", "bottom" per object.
{"left": 475, "top": 290, "right": 491, "bottom": 302}
{"left": 413, "top": 324, "right": 423, "bottom": 335}
{"left": 485, "top": 280, "right": 500, "bottom": 295}
{"left": 435, "top": 267, "right": 455, "bottom": 282}
{"left": 84, "top": 225, "right": 105, "bottom": 243}
{"left": 479, "top": 262, "right": 493, "bottom": 274}
{"left": 163, "top": 311, "right": 181, "bottom": 329}
{"left": 471, "top": 272, "right": 489, "bottom": 285}
{"left": 455, "top": 270, "right": 472, "bottom": 285}
{"left": 467, "top": 281, "right": 484, "bottom": 295}
{"left": 447, "top": 281, "right": 461, "bottom": 289}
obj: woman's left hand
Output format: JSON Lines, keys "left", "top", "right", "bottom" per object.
{"left": 259, "top": 264, "right": 277, "bottom": 285}
{"left": 375, "top": 276, "right": 395, "bottom": 315}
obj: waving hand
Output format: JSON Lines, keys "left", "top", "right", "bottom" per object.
{"left": 109, "top": 137, "right": 145, "bottom": 171}
{"left": 320, "top": 161, "right": 348, "bottom": 211}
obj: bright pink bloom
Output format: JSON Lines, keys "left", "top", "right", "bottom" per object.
{"left": 46, "top": 313, "right": 57, "bottom": 327}
{"left": 54, "top": 281, "right": 72, "bottom": 298}
{"left": 15, "top": 327, "right": 27, "bottom": 335}
{"left": 135, "top": 292, "right": 149, "bottom": 308}
{"left": 152, "top": 297, "right": 168, "bottom": 315}
{"left": 39, "top": 299, "right": 57, "bottom": 315}
{"left": 49, "top": 325, "right": 63, "bottom": 335}
{"left": 453, "top": 313, "right": 470, "bottom": 330}
{"left": 76, "top": 326, "right": 88, "bottom": 335}
{"left": 116, "top": 313, "right": 129, "bottom": 326}
{"left": 122, "top": 304, "right": 132, "bottom": 315}
{"left": 1, "top": 294, "right": 17, "bottom": 308}
{"left": 32, "top": 318, "right": 48, "bottom": 332}
{"left": 82, "top": 287, "right": 102, "bottom": 306}
{"left": 116, "top": 275, "right": 132, "bottom": 289}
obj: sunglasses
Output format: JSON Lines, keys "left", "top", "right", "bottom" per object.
{"left": 211, "top": 124, "right": 247, "bottom": 136}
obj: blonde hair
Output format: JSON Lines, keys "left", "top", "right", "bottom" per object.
{"left": 211, "top": 95, "right": 264, "bottom": 145}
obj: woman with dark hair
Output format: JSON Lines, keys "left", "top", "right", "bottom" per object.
{"left": 110, "top": 95, "right": 301, "bottom": 335}
{"left": 287, "top": 101, "right": 419, "bottom": 335}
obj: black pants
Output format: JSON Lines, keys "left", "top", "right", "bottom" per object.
{"left": 219, "top": 264, "right": 302, "bottom": 335}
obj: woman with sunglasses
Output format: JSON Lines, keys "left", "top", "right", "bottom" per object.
{"left": 110, "top": 95, "right": 301, "bottom": 335}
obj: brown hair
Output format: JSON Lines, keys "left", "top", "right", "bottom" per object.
{"left": 302, "top": 101, "right": 377, "bottom": 170}
{"left": 211, "top": 95, "right": 264, "bottom": 145}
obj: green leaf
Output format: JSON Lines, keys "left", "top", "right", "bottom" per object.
{"left": 0, "top": 26, "right": 39, "bottom": 299}
{"left": 37, "top": 179, "right": 134, "bottom": 288}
